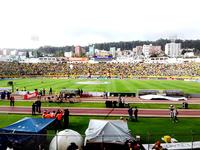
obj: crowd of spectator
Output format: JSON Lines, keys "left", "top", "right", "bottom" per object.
{"left": 0, "top": 62, "right": 199, "bottom": 78}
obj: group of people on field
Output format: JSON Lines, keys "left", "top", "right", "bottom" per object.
{"left": 128, "top": 106, "right": 138, "bottom": 121}
{"left": 32, "top": 100, "right": 41, "bottom": 115}
{"left": 169, "top": 105, "right": 178, "bottom": 123}
{"left": 42, "top": 108, "right": 69, "bottom": 129}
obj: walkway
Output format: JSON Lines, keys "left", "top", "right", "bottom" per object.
{"left": 1, "top": 106, "right": 200, "bottom": 117}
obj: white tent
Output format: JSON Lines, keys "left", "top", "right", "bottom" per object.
{"left": 84, "top": 119, "right": 133, "bottom": 145}
{"left": 140, "top": 94, "right": 187, "bottom": 101}
{"left": 49, "top": 129, "right": 83, "bottom": 150}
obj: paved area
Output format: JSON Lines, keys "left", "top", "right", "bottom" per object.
{"left": 1, "top": 106, "right": 200, "bottom": 117}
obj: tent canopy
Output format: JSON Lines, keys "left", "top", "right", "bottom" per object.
{"left": 140, "top": 94, "right": 187, "bottom": 101}
{"left": 2, "top": 117, "right": 55, "bottom": 133}
{"left": 85, "top": 119, "right": 133, "bottom": 145}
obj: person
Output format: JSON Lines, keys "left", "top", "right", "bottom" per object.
{"left": 127, "top": 141, "right": 133, "bottom": 150}
{"left": 32, "top": 102, "right": 36, "bottom": 115}
{"left": 125, "top": 140, "right": 133, "bottom": 150}
{"left": 9, "top": 96, "right": 15, "bottom": 107}
{"left": 134, "top": 106, "right": 138, "bottom": 121}
{"left": 35, "top": 100, "right": 38, "bottom": 112}
{"left": 118, "top": 95, "right": 123, "bottom": 108}
{"left": 113, "top": 101, "right": 117, "bottom": 108}
{"left": 103, "top": 91, "right": 108, "bottom": 99}
{"left": 9, "top": 96, "right": 12, "bottom": 106}
{"left": 42, "top": 88, "right": 46, "bottom": 96}
{"left": 80, "top": 89, "right": 83, "bottom": 96}
{"left": 6, "top": 92, "right": 11, "bottom": 100}
{"left": 23, "top": 87, "right": 26, "bottom": 91}
{"left": 49, "top": 87, "right": 53, "bottom": 95}
{"left": 128, "top": 107, "right": 133, "bottom": 121}
{"left": 169, "top": 105, "right": 174, "bottom": 120}
{"left": 152, "top": 140, "right": 163, "bottom": 150}
{"left": 63, "top": 109, "right": 69, "bottom": 128}
{"left": 6, "top": 142, "right": 14, "bottom": 150}
{"left": 118, "top": 95, "right": 122, "bottom": 103}
{"left": 45, "top": 112, "right": 51, "bottom": 118}
{"left": 50, "top": 111, "right": 56, "bottom": 118}
{"left": 134, "top": 136, "right": 145, "bottom": 150}
{"left": 55, "top": 109, "right": 63, "bottom": 129}
{"left": 37, "top": 100, "right": 41, "bottom": 113}
{"left": 182, "top": 102, "right": 188, "bottom": 109}
{"left": 42, "top": 110, "right": 48, "bottom": 118}
{"left": 77, "top": 88, "right": 80, "bottom": 96}
{"left": 67, "top": 142, "right": 78, "bottom": 150}
{"left": 173, "top": 108, "right": 178, "bottom": 123}
{"left": 39, "top": 90, "right": 43, "bottom": 96}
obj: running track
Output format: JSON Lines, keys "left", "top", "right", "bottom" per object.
{"left": 1, "top": 106, "right": 200, "bottom": 117}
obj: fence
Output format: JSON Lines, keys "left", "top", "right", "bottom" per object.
{"left": 1, "top": 131, "right": 200, "bottom": 150}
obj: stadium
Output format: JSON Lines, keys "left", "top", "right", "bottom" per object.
{"left": 0, "top": 61, "right": 200, "bottom": 150}
{"left": 1, "top": 0, "right": 200, "bottom": 149}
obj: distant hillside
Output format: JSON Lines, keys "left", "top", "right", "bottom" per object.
{"left": 24, "top": 39, "right": 200, "bottom": 57}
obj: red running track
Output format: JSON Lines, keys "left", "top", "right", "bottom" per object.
{"left": 0, "top": 106, "right": 200, "bottom": 117}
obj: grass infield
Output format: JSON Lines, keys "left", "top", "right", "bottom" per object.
{"left": 0, "top": 78, "right": 200, "bottom": 144}
{"left": 0, "top": 78, "right": 200, "bottom": 94}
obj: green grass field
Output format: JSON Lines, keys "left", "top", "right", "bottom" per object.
{"left": 0, "top": 78, "right": 200, "bottom": 94}
{"left": 1, "top": 78, "right": 200, "bottom": 144}
{"left": 0, "top": 114, "right": 200, "bottom": 143}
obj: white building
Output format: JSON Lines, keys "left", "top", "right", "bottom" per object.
{"left": 184, "top": 52, "right": 194, "bottom": 58}
{"left": 19, "top": 58, "right": 41, "bottom": 63}
{"left": 116, "top": 48, "right": 122, "bottom": 57}
{"left": 89, "top": 45, "right": 95, "bottom": 56}
{"left": 142, "top": 44, "right": 161, "bottom": 58}
{"left": 64, "top": 51, "right": 73, "bottom": 57}
{"left": 109, "top": 47, "right": 116, "bottom": 58}
{"left": 133, "top": 46, "right": 143, "bottom": 56}
{"left": 38, "top": 57, "right": 58, "bottom": 63}
{"left": 165, "top": 42, "right": 181, "bottom": 57}
{"left": 95, "top": 49, "right": 109, "bottom": 57}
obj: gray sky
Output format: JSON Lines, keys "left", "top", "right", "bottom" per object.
{"left": 0, "top": 0, "right": 200, "bottom": 48}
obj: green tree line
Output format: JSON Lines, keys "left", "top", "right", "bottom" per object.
{"left": 33, "top": 39, "right": 200, "bottom": 57}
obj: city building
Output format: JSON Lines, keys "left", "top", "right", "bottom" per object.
{"left": 165, "top": 42, "right": 181, "bottom": 57}
{"left": 0, "top": 49, "right": 17, "bottom": 56}
{"left": 75, "top": 46, "right": 86, "bottom": 57}
{"left": 89, "top": 45, "right": 95, "bottom": 57}
{"left": 94, "top": 49, "right": 110, "bottom": 57}
{"left": 184, "top": 52, "right": 194, "bottom": 58}
{"left": 64, "top": 51, "right": 73, "bottom": 57}
{"left": 116, "top": 48, "right": 122, "bottom": 57}
{"left": 142, "top": 44, "right": 162, "bottom": 58}
{"left": 109, "top": 47, "right": 116, "bottom": 58}
{"left": 133, "top": 46, "right": 143, "bottom": 56}
{"left": 75, "top": 46, "right": 82, "bottom": 57}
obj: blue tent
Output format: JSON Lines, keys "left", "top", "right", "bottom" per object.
{"left": 0, "top": 117, "right": 55, "bottom": 150}
{"left": 2, "top": 117, "right": 55, "bottom": 133}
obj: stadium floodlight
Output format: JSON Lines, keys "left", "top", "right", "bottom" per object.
{"left": 7, "top": 81, "right": 14, "bottom": 92}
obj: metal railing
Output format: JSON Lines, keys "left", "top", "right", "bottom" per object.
{"left": 0, "top": 131, "right": 200, "bottom": 150}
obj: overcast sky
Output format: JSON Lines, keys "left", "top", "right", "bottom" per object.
{"left": 0, "top": 0, "right": 200, "bottom": 48}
